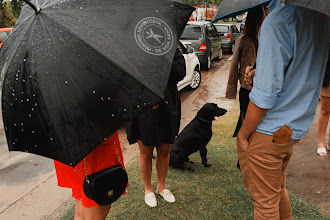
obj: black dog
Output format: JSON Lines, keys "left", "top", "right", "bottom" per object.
{"left": 169, "top": 103, "right": 227, "bottom": 170}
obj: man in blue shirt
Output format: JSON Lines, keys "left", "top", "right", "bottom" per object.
{"left": 237, "top": 0, "right": 329, "bottom": 219}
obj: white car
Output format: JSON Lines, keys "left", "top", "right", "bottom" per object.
{"left": 177, "top": 41, "right": 201, "bottom": 91}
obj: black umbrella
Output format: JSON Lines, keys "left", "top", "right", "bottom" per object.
{"left": 212, "top": 0, "right": 270, "bottom": 22}
{"left": 0, "top": 0, "right": 194, "bottom": 166}
{"left": 281, "top": 0, "right": 330, "bottom": 15}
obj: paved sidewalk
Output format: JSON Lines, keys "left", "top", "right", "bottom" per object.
{"left": 286, "top": 101, "right": 330, "bottom": 215}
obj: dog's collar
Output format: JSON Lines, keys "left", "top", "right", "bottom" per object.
{"left": 197, "top": 115, "right": 213, "bottom": 123}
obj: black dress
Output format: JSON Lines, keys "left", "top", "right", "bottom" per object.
{"left": 126, "top": 49, "right": 186, "bottom": 147}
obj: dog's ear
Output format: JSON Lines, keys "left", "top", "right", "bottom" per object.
{"left": 212, "top": 103, "right": 227, "bottom": 116}
{"left": 197, "top": 104, "right": 207, "bottom": 116}
{"left": 197, "top": 104, "right": 215, "bottom": 121}
{"left": 212, "top": 103, "right": 220, "bottom": 110}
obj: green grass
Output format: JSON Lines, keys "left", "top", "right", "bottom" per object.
{"left": 61, "top": 101, "right": 330, "bottom": 220}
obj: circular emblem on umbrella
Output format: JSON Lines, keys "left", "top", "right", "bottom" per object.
{"left": 134, "top": 17, "right": 174, "bottom": 56}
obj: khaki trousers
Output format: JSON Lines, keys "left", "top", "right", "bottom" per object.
{"left": 237, "top": 131, "right": 298, "bottom": 220}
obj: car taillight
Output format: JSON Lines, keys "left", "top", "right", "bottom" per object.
{"left": 199, "top": 43, "right": 207, "bottom": 51}
{"left": 227, "top": 33, "right": 232, "bottom": 40}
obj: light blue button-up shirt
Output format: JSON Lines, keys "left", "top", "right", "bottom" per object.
{"left": 249, "top": 0, "right": 329, "bottom": 139}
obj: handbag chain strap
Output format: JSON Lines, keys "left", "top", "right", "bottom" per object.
{"left": 84, "top": 140, "right": 122, "bottom": 184}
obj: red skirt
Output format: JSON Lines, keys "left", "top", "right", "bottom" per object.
{"left": 54, "top": 131, "right": 128, "bottom": 208}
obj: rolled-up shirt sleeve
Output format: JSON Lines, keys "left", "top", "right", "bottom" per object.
{"left": 249, "top": 16, "right": 293, "bottom": 109}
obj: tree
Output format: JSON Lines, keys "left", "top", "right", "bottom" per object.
{"left": 11, "top": 0, "right": 23, "bottom": 19}
{"left": 0, "top": 1, "right": 16, "bottom": 27}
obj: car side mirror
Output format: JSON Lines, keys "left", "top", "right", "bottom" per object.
{"left": 186, "top": 46, "right": 195, "bottom": 54}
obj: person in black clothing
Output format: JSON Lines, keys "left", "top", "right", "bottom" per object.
{"left": 126, "top": 47, "right": 185, "bottom": 207}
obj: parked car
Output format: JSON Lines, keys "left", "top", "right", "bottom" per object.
{"left": 240, "top": 18, "right": 245, "bottom": 32}
{"left": 0, "top": 28, "right": 13, "bottom": 49}
{"left": 213, "top": 23, "right": 241, "bottom": 53}
{"left": 180, "top": 21, "right": 222, "bottom": 70}
{"left": 177, "top": 40, "right": 201, "bottom": 91}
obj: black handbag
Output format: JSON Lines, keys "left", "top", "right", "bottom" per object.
{"left": 83, "top": 142, "right": 128, "bottom": 206}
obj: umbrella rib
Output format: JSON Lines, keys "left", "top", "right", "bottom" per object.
{"left": 33, "top": 14, "right": 76, "bottom": 162}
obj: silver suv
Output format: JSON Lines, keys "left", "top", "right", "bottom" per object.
{"left": 180, "top": 21, "right": 223, "bottom": 70}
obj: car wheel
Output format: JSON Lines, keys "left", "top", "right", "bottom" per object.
{"left": 231, "top": 43, "right": 235, "bottom": 54}
{"left": 188, "top": 69, "right": 201, "bottom": 90}
{"left": 218, "top": 48, "right": 223, "bottom": 60}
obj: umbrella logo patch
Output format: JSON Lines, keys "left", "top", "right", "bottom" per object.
{"left": 135, "top": 17, "right": 173, "bottom": 56}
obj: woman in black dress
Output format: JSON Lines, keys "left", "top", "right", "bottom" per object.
{"left": 126, "top": 48, "right": 185, "bottom": 207}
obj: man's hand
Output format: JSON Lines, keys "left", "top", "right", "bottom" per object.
{"left": 236, "top": 102, "right": 268, "bottom": 152}
{"left": 245, "top": 65, "right": 256, "bottom": 85}
{"left": 236, "top": 131, "right": 249, "bottom": 151}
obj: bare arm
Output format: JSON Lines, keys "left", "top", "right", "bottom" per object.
{"left": 236, "top": 101, "right": 268, "bottom": 150}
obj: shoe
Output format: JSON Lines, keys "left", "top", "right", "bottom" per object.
{"left": 156, "top": 189, "right": 175, "bottom": 203}
{"left": 144, "top": 192, "right": 157, "bottom": 207}
{"left": 326, "top": 144, "right": 330, "bottom": 151}
{"left": 317, "top": 147, "right": 327, "bottom": 157}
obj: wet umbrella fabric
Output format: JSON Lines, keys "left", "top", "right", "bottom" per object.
{"left": 212, "top": 0, "right": 270, "bottom": 22}
{"left": 281, "top": 0, "right": 330, "bottom": 15}
{"left": 0, "top": 0, "right": 194, "bottom": 166}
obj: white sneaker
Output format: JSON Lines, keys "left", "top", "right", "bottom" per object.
{"left": 156, "top": 189, "right": 176, "bottom": 203}
{"left": 145, "top": 192, "right": 157, "bottom": 207}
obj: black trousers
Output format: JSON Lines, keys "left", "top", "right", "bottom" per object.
{"left": 233, "top": 87, "right": 251, "bottom": 137}
{"left": 235, "top": 87, "right": 251, "bottom": 169}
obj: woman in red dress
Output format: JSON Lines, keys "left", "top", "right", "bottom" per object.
{"left": 54, "top": 131, "right": 126, "bottom": 220}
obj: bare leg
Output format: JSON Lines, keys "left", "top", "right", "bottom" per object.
{"left": 328, "top": 126, "right": 330, "bottom": 146}
{"left": 138, "top": 140, "right": 154, "bottom": 195}
{"left": 84, "top": 204, "right": 111, "bottom": 220}
{"left": 155, "top": 143, "right": 171, "bottom": 193}
{"left": 317, "top": 96, "right": 330, "bottom": 155}
{"left": 74, "top": 199, "right": 84, "bottom": 220}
